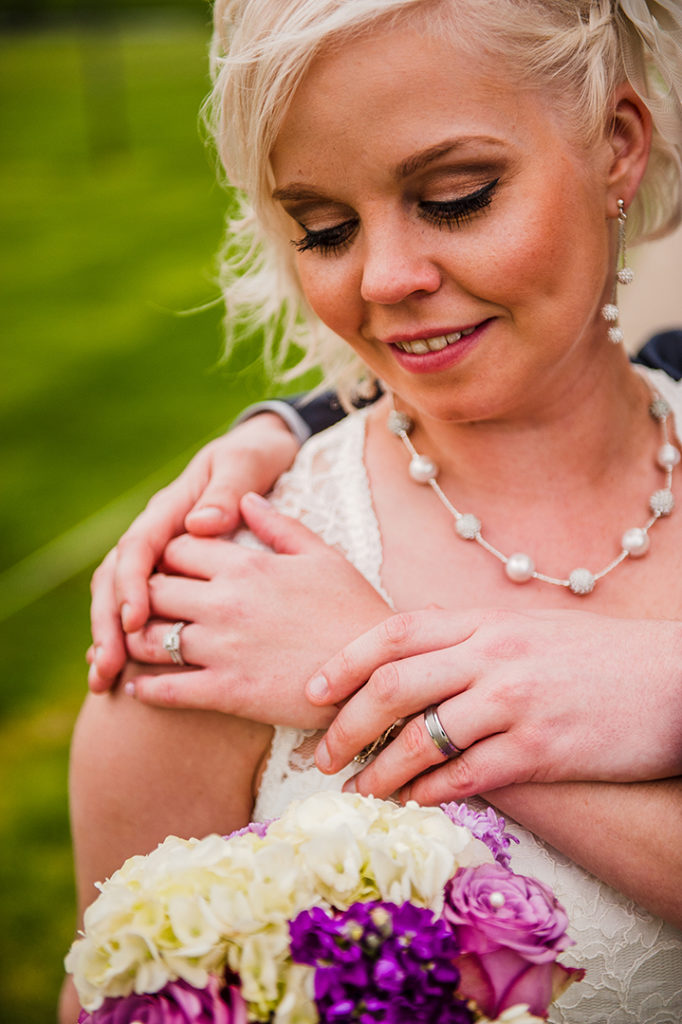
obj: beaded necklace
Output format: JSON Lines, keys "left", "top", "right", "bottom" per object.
{"left": 387, "top": 393, "right": 677, "bottom": 595}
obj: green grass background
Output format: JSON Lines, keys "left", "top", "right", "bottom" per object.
{"left": 1, "top": 9, "right": 285, "bottom": 1019}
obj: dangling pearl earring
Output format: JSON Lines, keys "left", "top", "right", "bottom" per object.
{"left": 602, "top": 198, "right": 634, "bottom": 345}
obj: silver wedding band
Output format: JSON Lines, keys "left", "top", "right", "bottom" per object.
{"left": 163, "top": 621, "right": 187, "bottom": 666}
{"left": 424, "top": 704, "right": 464, "bottom": 759}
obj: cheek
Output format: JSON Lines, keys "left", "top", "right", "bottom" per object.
{"left": 482, "top": 195, "right": 606, "bottom": 319}
{"left": 296, "top": 260, "right": 359, "bottom": 338}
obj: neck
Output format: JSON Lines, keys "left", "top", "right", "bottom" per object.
{"left": 384, "top": 350, "right": 654, "bottom": 503}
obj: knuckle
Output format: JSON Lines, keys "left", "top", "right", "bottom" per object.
{"left": 485, "top": 670, "right": 527, "bottom": 710}
{"left": 380, "top": 612, "right": 415, "bottom": 648}
{"left": 155, "top": 678, "right": 179, "bottom": 708}
{"left": 326, "top": 715, "right": 354, "bottom": 757}
{"left": 91, "top": 562, "right": 106, "bottom": 586}
{"left": 481, "top": 631, "right": 531, "bottom": 662}
{"left": 140, "top": 628, "right": 159, "bottom": 662}
{"left": 518, "top": 722, "right": 545, "bottom": 759}
{"left": 401, "top": 716, "right": 430, "bottom": 759}
{"left": 478, "top": 607, "right": 516, "bottom": 632}
{"left": 443, "top": 755, "right": 476, "bottom": 794}
{"left": 370, "top": 662, "right": 401, "bottom": 707}
{"left": 334, "top": 645, "right": 360, "bottom": 684}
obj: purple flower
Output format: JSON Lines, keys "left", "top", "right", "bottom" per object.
{"left": 223, "top": 820, "right": 270, "bottom": 840}
{"left": 444, "top": 864, "right": 583, "bottom": 1018}
{"left": 291, "top": 901, "right": 473, "bottom": 1024}
{"left": 77, "top": 978, "right": 246, "bottom": 1024}
{"left": 441, "top": 802, "right": 519, "bottom": 868}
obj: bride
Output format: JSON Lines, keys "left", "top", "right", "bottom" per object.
{"left": 64, "top": 2, "right": 682, "bottom": 1022}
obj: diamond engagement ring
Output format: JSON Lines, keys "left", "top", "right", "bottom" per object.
{"left": 163, "top": 621, "right": 187, "bottom": 666}
{"left": 424, "top": 704, "right": 464, "bottom": 759}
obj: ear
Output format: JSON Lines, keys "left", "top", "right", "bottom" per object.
{"left": 605, "top": 84, "right": 652, "bottom": 217}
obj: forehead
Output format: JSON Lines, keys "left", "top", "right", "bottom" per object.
{"left": 270, "top": 22, "right": 570, "bottom": 185}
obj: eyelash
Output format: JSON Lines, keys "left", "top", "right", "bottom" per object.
{"left": 418, "top": 177, "right": 499, "bottom": 229}
{"left": 293, "top": 218, "right": 357, "bottom": 256}
{"left": 292, "top": 177, "right": 500, "bottom": 256}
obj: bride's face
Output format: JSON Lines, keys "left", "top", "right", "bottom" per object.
{"left": 270, "top": 22, "right": 616, "bottom": 423}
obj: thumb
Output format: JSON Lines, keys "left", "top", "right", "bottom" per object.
{"left": 240, "top": 492, "right": 327, "bottom": 554}
{"left": 185, "top": 485, "right": 243, "bottom": 536}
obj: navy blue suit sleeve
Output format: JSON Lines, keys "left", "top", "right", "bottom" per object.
{"left": 632, "top": 330, "right": 682, "bottom": 381}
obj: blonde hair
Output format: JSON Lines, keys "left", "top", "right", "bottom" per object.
{"left": 206, "top": 0, "right": 682, "bottom": 399}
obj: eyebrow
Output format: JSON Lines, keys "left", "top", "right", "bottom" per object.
{"left": 396, "top": 136, "right": 505, "bottom": 178}
{"left": 271, "top": 136, "right": 506, "bottom": 202}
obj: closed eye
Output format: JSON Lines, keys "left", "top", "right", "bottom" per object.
{"left": 418, "top": 178, "right": 499, "bottom": 229}
{"left": 293, "top": 218, "right": 358, "bottom": 255}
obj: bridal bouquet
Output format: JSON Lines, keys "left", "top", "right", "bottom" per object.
{"left": 66, "top": 792, "right": 583, "bottom": 1024}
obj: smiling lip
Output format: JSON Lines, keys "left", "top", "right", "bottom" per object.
{"left": 389, "top": 324, "right": 478, "bottom": 354}
{"left": 383, "top": 320, "right": 490, "bottom": 371}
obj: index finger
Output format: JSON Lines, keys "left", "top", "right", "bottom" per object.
{"left": 306, "top": 608, "right": 482, "bottom": 706}
{"left": 89, "top": 549, "right": 128, "bottom": 690}
{"left": 114, "top": 479, "right": 204, "bottom": 633}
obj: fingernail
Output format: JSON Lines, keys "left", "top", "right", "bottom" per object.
{"left": 342, "top": 776, "right": 358, "bottom": 794}
{"left": 121, "top": 603, "right": 133, "bottom": 632}
{"left": 188, "top": 505, "right": 223, "bottom": 522}
{"left": 308, "top": 674, "right": 329, "bottom": 701}
{"left": 124, "top": 681, "right": 136, "bottom": 698}
{"left": 93, "top": 644, "right": 103, "bottom": 667}
{"left": 316, "top": 739, "right": 332, "bottom": 771}
{"left": 244, "top": 491, "right": 271, "bottom": 508}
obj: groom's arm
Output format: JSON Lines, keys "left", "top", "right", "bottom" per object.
{"left": 241, "top": 329, "right": 682, "bottom": 439}
{"left": 632, "top": 329, "right": 682, "bottom": 380}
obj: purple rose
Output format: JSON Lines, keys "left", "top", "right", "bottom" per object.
{"left": 444, "top": 864, "right": 583, "bottom": 1018}
{"left": 78, "top": 978, "right": 246, "bottom": 1024}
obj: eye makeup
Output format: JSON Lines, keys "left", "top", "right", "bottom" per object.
{"left": 293, "top": 217, "right": 358, "bottom": 255}
{"left": 417, "top": 177, "right": 499, "bottom": 229}
{"left": 290, "top": 177, "right": 500, "bottom": 256}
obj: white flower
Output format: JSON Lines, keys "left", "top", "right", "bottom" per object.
{"left": 66, "top": 793, "right": 493, "bottom": 1015}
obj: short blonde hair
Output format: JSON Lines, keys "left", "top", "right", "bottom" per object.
{"left": 206, "top": 0, "right": 682, "bottom": 398}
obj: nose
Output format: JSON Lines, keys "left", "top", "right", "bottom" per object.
{"left": 359, "top": 219, "right": 441, "bottom": 305}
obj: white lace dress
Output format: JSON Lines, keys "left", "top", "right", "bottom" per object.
{"left": 247, "top": 368, "right": 682, "bottom": 1023}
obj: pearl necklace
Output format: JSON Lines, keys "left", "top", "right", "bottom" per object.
{"left": 387, "top": 393, "right": 678, "bottom": 595}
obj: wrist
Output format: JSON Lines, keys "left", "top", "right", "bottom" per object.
{"left": 231, "top": 400, "right": 311, "bottom": 447}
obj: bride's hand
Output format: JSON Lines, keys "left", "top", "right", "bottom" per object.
{"left": 306, "top": 608, "right": 682, "bottom": 802}
{"left": 122, "top": 493, "right": 392, "bottom": 727}
{"left": 88, "top": 415, "right": 300, "bottom": 692}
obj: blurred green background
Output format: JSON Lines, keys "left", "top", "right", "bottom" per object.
{"left": 4, "top": 4, "right": 680, "bottom": 1023}
{"left": 0, "top": 2, "right": 283, "bottom": 1019}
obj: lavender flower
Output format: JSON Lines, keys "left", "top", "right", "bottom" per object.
{"left": 441, "top": 802, "right": 519, "bottom": 868}
{"left": 222, "top": 820, "right": 271, "bottom": 840}
{"left": 290, "top": 901, "right": 473, "bottom": 1024}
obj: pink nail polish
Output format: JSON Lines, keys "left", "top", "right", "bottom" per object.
{"left": 124, "top": 681, "right": 136, "bottom": 698}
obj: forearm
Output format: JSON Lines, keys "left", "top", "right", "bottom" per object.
{"left": 486, "top": 777, "right": 682, "bottom": 926}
